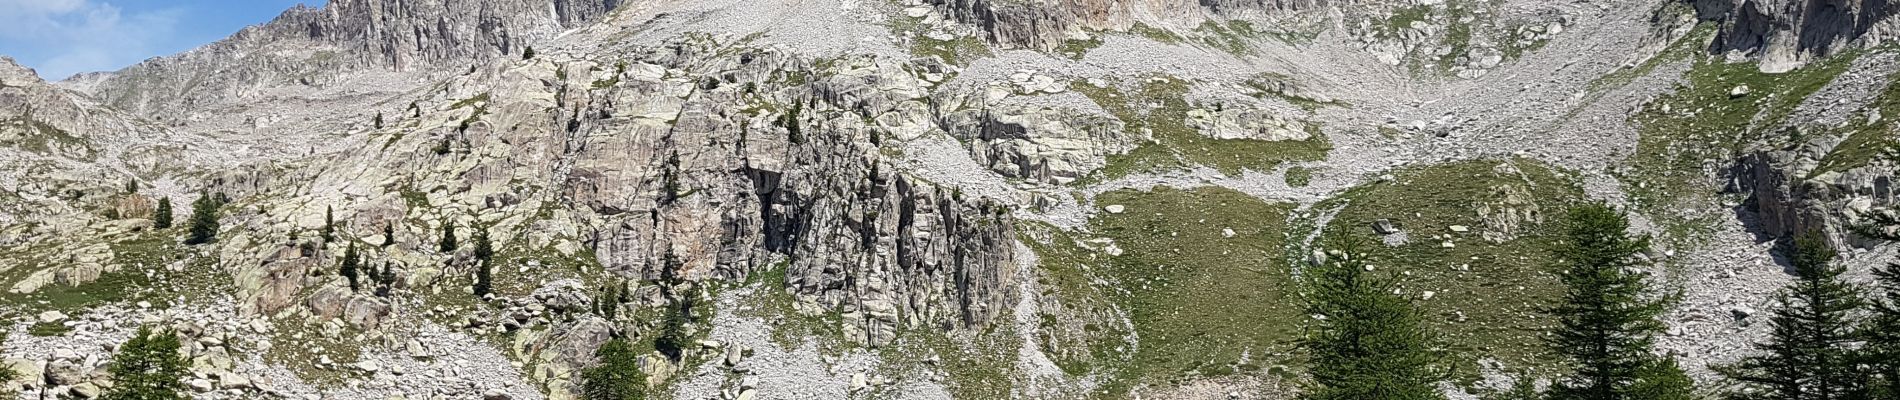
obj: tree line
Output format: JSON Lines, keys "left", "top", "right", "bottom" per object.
{"left": 1303, "top": 203, "right": 1900, "bottom": 400}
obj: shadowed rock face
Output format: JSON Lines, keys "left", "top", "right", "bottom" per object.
{"left": 1694, "top": 0, "right": 1900, "bottom": 71}
{"left": 76, "top": 0, "right": 624, "bottom": 118}
{"left": 928, "top": 0, "right": 1331, "bottom": 50}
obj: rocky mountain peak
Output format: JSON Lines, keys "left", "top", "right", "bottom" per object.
{"left": 0, "top": 56, "right": 44, "bottom": 86}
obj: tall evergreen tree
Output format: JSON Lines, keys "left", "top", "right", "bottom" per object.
{"left": 654, "top": 294, "right": 693, "bottom": 361}
{"left": 1718, "top": 233, "right": 1866, "bottom": 400}
{"left": 473, "top": 226, "right": 494, "bottom": 297}
{"left": 1544, "top": 204, "right": 1678, "bottom": 400}
{"left": 152, "top": 197, "right": 172, "bottom": 229}
{"left": 472, "top": 225, "right": 494, "bottom": 262}
{"left": 184, "top": 193, "right": 219, "bottom": 245}
{"left": 1861, "top": 262, "right": 1900, "bottom": 400}
{"left": 100, "top": 326, "right": 189, "bottom": 400}
{"left": 375, "top": 262, "right": 396, "bottom": 297}
{"left": 1299, "top": 242, "right": 1446, "bottom": 400}
{"left": 320, "top": 206, "right": 334, "bottom": 243}
{"left": 383, "top": 224, "right": 396, "bottom": 248}
{"left": 341, "top": 243, "right": 361, "bottom": 293}
{"left": 522, "top": 46, "right": 536, "bottom": 60}
{"left": 440, "top": 220, "right": 458, "bottom": 252}
{"left": 579, "top": 337, "right": 647, "bottom": 400}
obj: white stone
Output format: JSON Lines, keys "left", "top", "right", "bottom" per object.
{"left": 1104, "top": 205, "right": 1125, "bottom": 214}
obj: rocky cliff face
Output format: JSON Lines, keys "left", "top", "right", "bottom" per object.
{"left": 1694, "top": 0, "right": 1900, "bottom": 71}
{"left": 76, "top": 0, "right": 623, "bottom": 119}
{"left": 926, "top": 0, "right": 1330, "bottom": 50}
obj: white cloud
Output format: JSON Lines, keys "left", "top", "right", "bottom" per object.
{"left": 0, "top": 0, "right": 181, "bottom": 80}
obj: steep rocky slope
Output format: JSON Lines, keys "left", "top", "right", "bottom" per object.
{"left": 5, "top": 0, "right": 1900, "bottom": 399}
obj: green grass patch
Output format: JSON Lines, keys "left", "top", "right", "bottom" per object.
{"left": 1313, "top": 158, "right": 1585, "bottom": 381}
{"left": 1018, "top": 222, "right": 1134, "bottom": 378}
{"left": 0, "top": 234, "right": 225, "bottom": 314}
{"left": 449, "top": 92, "right": 491, "bottom": 109}
{"left": 1383, "top": 5, "right": 1433, "bottom": 38}
{"left": 1285, "top": 166, "right": 1314, "bottom": 187}
{"left": 1810, "top": 65, "right": 1900, "bottom": 177}
{"left": 28, "top": 321, "right": 71, "bottom": 337}
{"left": 1056, "top": 36, "right": 1105, "bottom": 60}
{"left": 892, "top": 15, "right": 992, "bottom": 66}
{"left": 1090, "top": 186, "right": 1302, "bottom": 394}
{"left": 1074, "top": 76, "right": 1332, "bottom": 181}
{"left": 1129, "top": 23, "right": 1185, "bottom": 45}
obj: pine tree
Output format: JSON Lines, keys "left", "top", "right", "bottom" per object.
{"left": 383, "top": 224, "right": 396, "bottom": 248}
{"left": 184, "top": 193, "right": 219, "bottom": 245}
{"left": 523, "top": 46, "right": 536, "bottom": 60}
{"left": 1544, "top": 204, "right": 1675, "bottom": 400}
{"left": 472, "top": 226, "right": 494, "bottom": 297}
{"left": 597, "top": 281, "right": 621, "bottom": 320}
{"left": 376, "top": 262, "right": 396, "bottom": 297}
{"left": 100, "top": 326, "right": 189, "bottom": 400}
{"left": 373, "top": 112, "right": 384, "bottom": 129}
{"left": 341, "top": 243, "right": 361, "bottom": 293}
{"left": 125, "top": 178, "right": 137, "bottom": 194}
{"left": 1627, "top": 355, "right": 1696, "bottom": 400}
{"left": 661, "top": 149, "right": 681, "bottom": 205}
{"left": 320, "top": 206, "right": 334, "bottom": 243}
{"left": 579, "top": 337, "right": 647, "bottom": 400}
{"left": 1718, "top": 233, "right": 1866, "bottom": 400}
{"left": 1862, "top": 262, "right": 1900, "bottom": 400}
{"left": 1300, "top": 242, "right": 1446, "bottom": 400}
{"left": 654, "top": 294, "right": 692, "bottom": 361}
{"left": 152, "top": 197, "right": 172, "bottom": 229}
{"left": 440, "top": 220, "right": 458, "bottom": 252}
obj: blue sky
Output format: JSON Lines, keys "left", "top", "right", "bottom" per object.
{"left": 0, "top": 0, "right": 323, "bottom": 81}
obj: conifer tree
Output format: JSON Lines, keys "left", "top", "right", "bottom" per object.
{"left": 1300, "top": 241, "right": 1445, "bottom": 400}
{"left": 184, "top": 193, "right": 219, "bottom": 245}
{"left": 152, "top": 197, "right": 172, "bottom": 229}
{"left": 100, "top": 326, "right": 189, "bottom": 400}
{"left": 0, "top": 337, "right": 15, "bottom": 397}
{"left": 373, "top": 112, "right": 384, "bottom": 129}
{"left": 376, "top": 262, "right": 396, "bottom": 297}
{"left": 1627, "top": 355, "right": 1696, "bottom": 400}
{"left": 654, "top": 293, "right": 692, "bottom": 361}
{"left": 473, "top": 226, "right": 494, "bottom": 297}
{"left": 523, "top": 46, "right": 536, "bottom": 60}
{"left": 320, "top": 206, "right": 334, "bottom": 243}
{"left": 579, "top": 337, "right": 647, "bottom": 400}
{"left": 1544, "top": 204, "right": 1680, "bottom": 400}
{"left": 1861, "top": 262, "right": 1900, "bottom": 399}
{"left": 383, "top": 223, "right": 396, "bottom": 248}
{"left": 440, "top": 220, "right": 457, "bottom": 252}
{"left": 1718, "top": 233, "right": 1866, "bottom": 400}
{"left": 341, "top": 242, "right": 361, "bottom": 293}
{"left": 125, "top": 178, "right": 137, "bottom": 194}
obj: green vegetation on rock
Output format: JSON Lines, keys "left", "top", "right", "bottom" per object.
{"left": 1314, "top": 158, "right": 1585, "bottom": 378}
{"left": 1624, "top": 36, "right": 1858, "bottom": 246}
{"left": 1075, "top": 76, "right": 1331, "bottom": 181}
{"left": 1090, "top": 186, "right": 1302, "bottom": 394}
